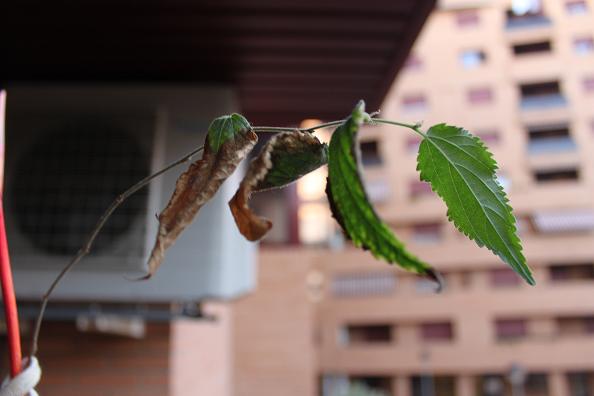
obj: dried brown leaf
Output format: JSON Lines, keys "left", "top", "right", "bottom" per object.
{"left": 145, "top": 129, "right": 258, "bottom": 277}
{"left": 229, "top": 131, "right": 328, "bottom": 241}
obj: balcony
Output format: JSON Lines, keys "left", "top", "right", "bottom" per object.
{"left": 519, "top": 80, "right": 567, "bottom": 110}
{"left": 532, "top": 210, "right": 594, "bottom": 234}
{"left": 505, "top": 11, "right": 552, "bottom": 30}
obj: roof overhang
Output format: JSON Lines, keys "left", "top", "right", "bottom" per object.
{"left": 0, "top": 0, "right": 435, "bottom": 124}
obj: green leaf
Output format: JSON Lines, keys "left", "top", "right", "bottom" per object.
{"left": 326, "top": 101, "right": 439, "bottom": 282}
{"left": 207, "top": 113, "right": 251, "bottom": 153}
{"left": 416, "top": 124, "right": 534, "bottom": 285}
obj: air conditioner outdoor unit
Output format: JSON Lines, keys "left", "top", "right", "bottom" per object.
{"left": 4, "top": 85, "right": 256, "bottom": 303}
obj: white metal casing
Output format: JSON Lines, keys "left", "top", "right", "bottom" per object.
{"left": 4, "top": 85, "right": 256, "bottom": 302}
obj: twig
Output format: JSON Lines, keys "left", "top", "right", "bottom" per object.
{"left": 371, "top": 118, "right": 426, "bottom": 137}
{"left": 252, "top": 119, "right": 345, "bottom": 134}
{"left": 30, "top": 144, "right": 205, "bottom": 356}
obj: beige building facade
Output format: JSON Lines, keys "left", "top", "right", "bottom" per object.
{"left": 202, "top": 1, "right": 594, "bottom": 395}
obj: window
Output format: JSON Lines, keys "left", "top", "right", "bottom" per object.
{"left": 401, "top": 94, "right": 428, "bottom": 112}
{"left": 409, "top": 180, "right": 432, "bottom": 199}
{"left": 490, "top": 268, "right": 521, "bottom": 287}
{"left": 455, "top": 10, "right": 480, "bottom": 27}
{"left": 511, "top": 0, "right": 542, "bottom": 15}
{"left": 557, "top": 316, "right": 594, "bottom": 336}
{"left": 506, "top": 3, "right": 549, "bottom": 29}
{"left": 298, "top": 203, "right": 335, "bottom": 245}
{"left": 412, "top": 376, "right": 456, "bottom": 396}
{"left": 574, "top": 37, "right": 594, "bottom": 55}
{"left": 550, "top": 263, "right": 594, "bottom": 282}
{"left": 460, "top": 49, "right": 486, "bottom": 68}
{"left": 512, "top": 40, "right": 552, "bottom": 55}
{"left": 297, "top": 167, "right": 335, "bottom": 245}
{"left": 342, "top": 324, "right": 393, "bottom": 345}
{"left": 527, "top": 123, "right": 576, "bottom": 154}
{"left": 520, "top": 81, "right": 566, "bottom": 109}
{"left": 528, "top": 124, "right": 571, "bottom": 139}
{"left": 411, "top": 223, "right": 442, "bottom": 244}
{"left": 360, "top": 140, "right": 383, "bottom": 166}
{"left": 534, "top": 168, "right": 579, "bottom": 183}
{"left": 583, "top": 77, "right": 594, "bottom": 92}
{"left": 332, "top": 272, "right": 397, "bottom": 297}
{"left": 568, "top": 372, "right": 594, "bottom": 396}
{"left": 495, "top": 318, "right": 527, "bottom": 340}
{"left": 468, "top": 87, "right": 493, "bottom": 104}
{"left": 420, "top": 322, "right": 454, "bottom": 341}
{"left": 349, "top": 376, "right": 392, "bottom": 395}
{"left": 521, "top": 81, "right": 561, "bottom": 95}
{"left": 478, "top": 375, "right": 508, "bottom": 396}
{"left": 566, "top": 0, "right": 588, "bottom": 15}
{"left": 525, "top": 374, "right": 549, "bottom": 395}
{"left": 480, "top": 373, "right": 549, "bottom": 395}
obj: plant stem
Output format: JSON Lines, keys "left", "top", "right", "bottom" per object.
{"left": 252, "top": 119, "right": 345, "bottom": 134}
{"left": 371, "top": 118, "right": 426, "bottom": 138}
{"left": 252, "top": 127, "right": 299, "bottom": 133}
{"left": 301, "top": 119, "right": 346, "bottom": 131}
{"left": 29, "top": 144, "right": 205, "bottom": 356}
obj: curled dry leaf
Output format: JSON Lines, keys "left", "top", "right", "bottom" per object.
{"left": 229, "top": 130, "right": 328, "bottom": 241}
{"left": 145, "top": 126, "right": 258, "bottom": 278}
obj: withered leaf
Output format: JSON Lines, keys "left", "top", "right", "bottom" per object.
{"left": 229, "top": 130, "right": 328, "bottom": 241}
{"left": 145, "top": 127, "right": 258, "bottom": 278}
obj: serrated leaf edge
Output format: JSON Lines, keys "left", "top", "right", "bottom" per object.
{"left": 417, "top": 124, "right": 534, "bottom": 285}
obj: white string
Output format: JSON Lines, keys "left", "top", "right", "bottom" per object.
{"left": 0, "top": 356, "right": 40, "bottom": 396}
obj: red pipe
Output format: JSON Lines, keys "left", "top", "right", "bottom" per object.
{"left": 0, "top": 90, "right": 22, "bottom": 377}
{"left": 0, "top": 205, "right": 21, "bottom": 377}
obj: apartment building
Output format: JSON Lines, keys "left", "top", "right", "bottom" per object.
{"left": 229, "top": 1, "right": 594, "bottom": 395}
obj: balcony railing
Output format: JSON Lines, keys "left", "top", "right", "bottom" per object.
{"left": 520, "top": 94, "right": 568, "bottom": 110}
{"left": 506, "top": 14, "right": 552, "bottom": 30}
{"left": 528, "top": 137, "right": 577, "bottom": 154}
{"left": 533, "top": 210, "right": 594, "bottom": 234}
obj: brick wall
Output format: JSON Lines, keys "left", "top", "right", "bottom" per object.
{"left": 1, "top": 321, "right": 170, "bottom": 396}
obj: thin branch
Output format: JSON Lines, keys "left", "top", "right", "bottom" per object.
{"left": 252, "top": 119, "right": 346, "bottom": 134}
{"left": 301, "top": 119, "right": 345, "bottom": 132}
{"left": 252, "top": 126, "right": 300, "bottom": 133}
{"left": 371, "top": 118, "right": 426, "bottom": 138}
{"left": 30, "top": 144, "right": 205, "bottom": 356}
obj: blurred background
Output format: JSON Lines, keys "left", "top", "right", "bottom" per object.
{"left": 2, "top": 0, "right": 594, "bottom": 395}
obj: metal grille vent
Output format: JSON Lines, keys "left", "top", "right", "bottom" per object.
{"left": 11, "top": 122, "right": 150, "bottom": 256}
